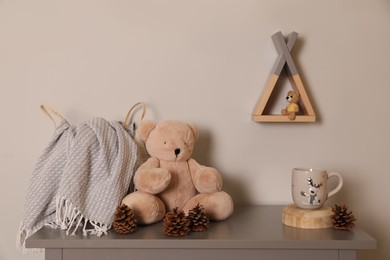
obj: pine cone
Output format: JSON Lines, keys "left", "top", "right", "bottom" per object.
{"left": 331, "top": 204, "right": 357, "bottom": 231}
{"left": 188, "top": 204, "right": 209, "bottom": 232}
{"left": 163, "top": 208, "right": 191, "bottom": 237}
{"left": 113, "top": 204, "right": 137, "bottom": 234}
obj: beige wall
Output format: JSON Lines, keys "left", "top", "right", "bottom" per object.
{"left": 1, "top": 0, "right": 389, "bottom": 259}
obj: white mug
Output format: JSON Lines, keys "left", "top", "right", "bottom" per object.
{"left": 292, "top": 168, "right": 343, "bottom": 209}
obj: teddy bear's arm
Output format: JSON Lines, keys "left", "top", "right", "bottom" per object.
{"left": 188, "top": 159, "right": 223, "bottom": 194}
{"left": 134, "top": 157, "right": 171, "bottom": 195}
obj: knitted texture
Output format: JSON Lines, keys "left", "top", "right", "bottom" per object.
{"left": 17, "top": 118, "right": 138, "bottom": 251}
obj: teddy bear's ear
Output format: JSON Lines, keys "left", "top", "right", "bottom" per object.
{"left": 136, "top": 120, "right": 157, "bottom": 141}
{"left": 188, "top": 123, "right": 199, "bottom": 142}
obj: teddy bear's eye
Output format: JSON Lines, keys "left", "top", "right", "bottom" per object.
{"left": 164, "top": 141, "right": 167, "bottom": 144}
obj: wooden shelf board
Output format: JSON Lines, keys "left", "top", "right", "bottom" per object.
{"left": 252, "top": 115, "right": 316, "bottom": 122}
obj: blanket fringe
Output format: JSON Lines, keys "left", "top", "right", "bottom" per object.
{"left": 16, "top": 223, "right": 44, "bottom": 254}
{"left": 17, "top": 196, "right": 111, "bottom": 253}
{"left": 55, "top": 196, "right": 110, "bottom": 236}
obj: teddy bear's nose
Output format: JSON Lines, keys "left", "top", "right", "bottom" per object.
{"left": 174, "top": 148, "right": 181, "bottom": 156}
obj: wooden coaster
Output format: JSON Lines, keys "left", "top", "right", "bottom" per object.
{"left": 282, "top": 204, "right": 332, "bottom": 229}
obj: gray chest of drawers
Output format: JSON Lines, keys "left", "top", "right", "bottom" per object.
{"left": 26, "top": 205, "right": 376, "bottom": 260}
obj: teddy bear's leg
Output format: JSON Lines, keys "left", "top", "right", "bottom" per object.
{"left": 121, "top": 191, "right": 166, "bottom": 225}
{"left": 288, "top": 112, "right": 296, "bottom": 120}
{"left": 281, "top": 108, "right": 288, "bottom": 115}
{"left": 183, "top": 191, "right": 234, "bottom": 221}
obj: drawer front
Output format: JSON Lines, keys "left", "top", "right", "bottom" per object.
{"left": 63, "top": 248, "right": 339, "bottom": 260}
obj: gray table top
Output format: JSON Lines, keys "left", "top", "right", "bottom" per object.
{"left": 26, "top": 205, "right": 377, "bottom": 250}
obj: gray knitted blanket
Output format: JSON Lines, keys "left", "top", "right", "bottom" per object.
{"left": 17, "top": 118, "right": 138, "bottom": 251}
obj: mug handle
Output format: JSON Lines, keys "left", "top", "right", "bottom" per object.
{"left": 328, "top": 172, "right": 343, "bottom": 198}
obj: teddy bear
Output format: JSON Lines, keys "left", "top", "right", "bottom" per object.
{"left": 121, "top": 120, "right": 234, "bottom": 225}
{"left": 281, "top": 90, "right": 300, "bottom": 120}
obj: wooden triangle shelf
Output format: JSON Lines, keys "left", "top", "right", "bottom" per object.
{"left": 252, "top": 31, "right": 316, "bottom": 123}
